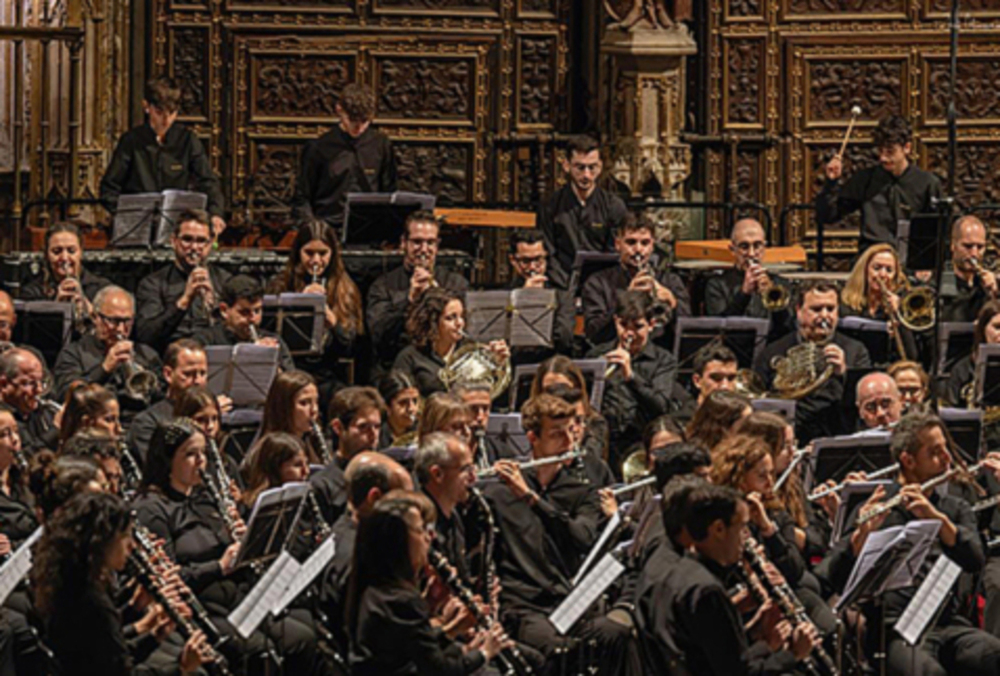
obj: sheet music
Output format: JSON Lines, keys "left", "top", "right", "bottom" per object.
{"left": 549, "top": 553, "right": 625, "bottom": 635}
{"left": 228, "top": 551, "right": 301, "bottom": 639}
{"left": 113, "top": 193, "right": 162, "bottom": 248}
{"left": 0, "top": 527, "right": 43, "bottom": 606}
{"left": 465, "top": 290, "right": 512, "bottom": 343}
{"left": 895, "top": 555, "right": 962, "bottom": 646}
{"left": 205, "top": 344, "right": 279, "bottom": 408}
{"left": 157, "top": 190, "right": 207, "bottom": 245}
{"left": 882, "top": 520, "right": 942, "bottom": 593}
{"left": 273, "top": 536, "right": 337, "bottom": 615}
{"left": 510, "top": 288, "right": 556, "bottom": 348}
{"left": 237, "top": 481, "right": 310, "bottom": 569}
{"left": 572, "top": 511, "right": 621, "bottom": 587}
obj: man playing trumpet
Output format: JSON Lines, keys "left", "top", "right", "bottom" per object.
{"left": 941, "top": 215, "right": 997, "bottom": 322}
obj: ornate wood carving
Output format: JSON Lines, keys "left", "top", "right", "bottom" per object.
{"left": 925, "top": 142, "right": 1000, "bottom": 207}
{"left": 517, "top": 35, "right": 557, "bottom": 128}
{"left": 252, "top": 55, "right": 355, "bottom": 122}
{"left": 806, "top": 58, "right": 904, "bottom": 126}
{"left": 725, "top": 38, "right": 765, "bottom": 126}
{"left": 371, "top": 0, "right": 500, "bottom": 14}
{"left": 169, "top": 26, "right": 211, "bottom": 122}
{"left": 395, "top": 141, "right": 474, "bottom": 203}
{"left": 785, "top": 0, "right": 903, "bottom": 14}
{"left": 728, "top": 0, "right": 762, "bottom": 17}
{"left": 375, "top": 56, "right": 476, "bottom": 124}
{"left": 925, "top": 57, "right": 1000, "bottom": 124}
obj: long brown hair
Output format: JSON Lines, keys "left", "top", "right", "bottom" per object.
{"left": 242, "top": 432, "right": 306, "bottom": 508}
{"left": 40, "top": 222, "right": 84, "bottom": 298}
{"left": 262, "top": 371, "right": 322, "bottom": 463}
{"left": 530, "top": 355, "right": 595, "bottom": 418}
{"left": 685, "top": 390, "right": 750, "bottom": 454}
{"left": 275, "top": 221, "right": 363, "bottom": 334}
{"left": 735, "top": 411, "right": 807, "bottom": 527}
{"left": 58, "top": 383, "right": 116, "bottom": 450}
{"left": 417, "top": 392, "right": 470, "bottom": 444}
{"left": 709, "top": 434, "right": 771, "bottom": 494}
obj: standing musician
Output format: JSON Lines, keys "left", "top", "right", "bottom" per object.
{"left": 538, "top": 135, "right": 628, "bottom": 288}
{"left": 194, "top": 274, "right": 296, "bottom": 373}
{"left": 135, "top": 209, "right": 230, "bottom": 352}
{"left": 367, "top": 211, "right": 469, "bottom": 372}
{"left": 99, "top": 77, "right": 226, "bottom": 233}
{"left": 0, "top": 348, "right": 59, "bottom": 454}
{"left": 376, "top": 370, "right": 421, "bottom": 449}
{"left": 704, "top": 218, "right": 794, "bottom": 337}
{"left": 582, "top": 213, "right": 689, "bottom": 347}
{"left": 52, "top": 286, "right": 162, "bottom": 420}
{"left": 291, "top": 83, "right": 397, "bottom": 229}
{"left": 20, "top": 222, "right": 112, "bottom": 317}
{"left": 753, "top": 280, "right": 871, "bottom": 443}
{"left": 887, "top": 360, "right": 930, "bottom": 413}
{"left": 817, "top": 115, "right": 941, "bottom": 251}
{"left": 815, "top": 412, "right": 1000, "bottom": 674}
{"left": 941, "top": 215, "right": 998, "bottom": 322}
{"left": 855, "top": 371, "right": 903, "bottom": 431}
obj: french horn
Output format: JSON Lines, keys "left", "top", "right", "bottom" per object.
{"left": 770, "top": 319, "right": 835, "bottom": 400}
{"left": 439, "top": 337, "right": 511, "bottom": 401}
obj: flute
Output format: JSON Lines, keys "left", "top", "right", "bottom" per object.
{"left": 476, "top": 448, "right": 584, "bottom": 480}
{"left": 807, "top": 463, "right": 900, "bottom": 502}
{"left": 856, "top": 462, "right": 984, "bottom": 527}
{"left": 610, "top": 475, "right": 656, "bottom": 497}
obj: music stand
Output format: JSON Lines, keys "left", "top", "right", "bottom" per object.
{"left": 342, "top": 192, "right": 436, "bottom": 246}
{"left": 752, "top": 398, "right": 796, "bottom": 424}
{"left": 672, "top": 317, "right": 769, "bottom": 389}
{"left": 806, "top": 431, "right": 892, "bottom": 495}
{"left": 486, "top": 413, "right": 531, "bottom": 460}
{"left": 234, "top": 482, "right": 309, "bottom": 570}
{"left": 206, "top": 344, "right": 280, "bottom": 408}
{"left": 897, "top": 214, "right": 940, "bottom": 271}
{"left": 937, "top": 322, "right": 974, "bottom": 378}
{"left": 509, "top": 359, "right": 608, "bottom": 413}
{"left": 830, "top": 481, "right": 893, "bottom": 546}
{"left": 111, "top": 190, "right": 207, "bottom": 248}
{"left": 972, "top": 344, "right": 1000, "bottom": 410}
{"left": 465, "top": 288, "right": 556, "bottom": 348}
{"left": 838, "top": 317, "right": 892, "bottom": 367}
{"left": 220, "top": 409, "right": 263, "bottom": 465}
{"left": 261, "top": 294, "right": 325, "bottom": 357}
{"left": 12, "top": 300, "right": 72, "bottom": 368}
{"left": 939, "top": 407, "right": 983, "bottom": 464}
{"left": 569, "top": 252, "right": 619, "bottom": 297}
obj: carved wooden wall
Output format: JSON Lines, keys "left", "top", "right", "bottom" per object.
{"left": 708, "top": 0, "right": 1000, "bottom": 268}
{"left": 151, "top": 0, "right": 569, "bottom": 238}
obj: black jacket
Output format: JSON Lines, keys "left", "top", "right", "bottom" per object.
{"left": 135, "top": 262, "right": 231, "bottom": 352}
{"left": 52, "top": 333, "right": 163, "bottom": 414}
{"left": 939, "top": 268, "right": 990, "bottom": 324}
{"left": 391, "top": 344, "right": 448, "bottom": 398}
{"left": 309, "top": 456, "right": 349, "bottom": 527}
{"left": 20, "top": 268, "right": 112, "bottom": 302}
{"left": 703, "top": 267, "right": 795, "bottom": 339}
{"left": 99, "top": 122, "right": 224, "bottom": 217}
{"left": 125, "top": 399, "right": 173, "bottom": 466}
{"left": 539, "top": 184, "right": 628, "bottom": 287}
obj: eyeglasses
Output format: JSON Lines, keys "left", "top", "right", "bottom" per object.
{"left": 736, "top": 242, "right": 766, "bottom": 252}
{"left": 97, "top": 313, "right": 134, "bottom": 327}
{"left": 514, "top": 255, "right": 546, "bottom": 266}
{"left": 861, "top": 397, "right": 897, "bottom": 414}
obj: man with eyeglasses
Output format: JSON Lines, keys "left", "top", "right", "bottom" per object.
{"left": 704, "top": 218, "right": 794, "bottom": 338}
{"left": 99, "top": 77, "right": 226, "bottom": 233}
{"left": 52, "top": 285, "right": 162, "bottom": 422}
{"left": 855, "top": 371, "right": 902, "bottom": 431}
{"left": 507, "top": 229, "right": 575, "bottom": 361}
{"left": 0, "top": 348, "right": 58, "bottom": 454}
{"left": 539, "top": 135, "right": 628, "bottom": 288}
{"left": 367, "top": 210, "right": 469, "bottom": 371}
{"left": 136, "top": 209, "right": 231, "bottom": 352}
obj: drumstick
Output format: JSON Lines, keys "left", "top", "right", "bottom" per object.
{"left": 837, "top": 105, "right": 863, "bottom": 159}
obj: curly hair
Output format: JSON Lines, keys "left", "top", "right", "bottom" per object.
{"left": 709, "top": 434, "right": 772, "bottom": 494}
{"left": 338, "top": 83, "right": 375, "bottom": 123}
{"left": 243, "top": 432, "right": 307, "bottom": 508}
{"left": 29, "top": 451, "right": 104, "bottom": 521}
{"left": 685, "top": 390, "right": 751, "bottom": 454}
{"left": 405, "top": 287, "right": 463, "bottom": 350}
{"left": 32, "top": 491, "right": 132, "bottom": 616}
{"left": 840, "top": 244, "right": 907, "bottom": 312}
{"left": 872, "top": 115, "right": 912, "bottom": 149}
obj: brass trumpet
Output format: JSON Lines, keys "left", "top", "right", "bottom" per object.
{"left": 748, "top": 256, "right": 790, "bottom": 311}
{"left": 414, "top": 251, "right": 439, "bottom": 288}
{"left": 116, "top": 331, "right": 158, "bottom": 401}
{"left": 970, "top": 256, "right": 997, "bottom": 300}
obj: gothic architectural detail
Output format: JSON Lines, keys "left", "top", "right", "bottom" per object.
{"left": 926, "top": 57, "right": 1000, "bottom": 124}
{"left": 784, "top": 0, "right": 904, "bottom": 15}
{"left": 726, "top": 38, "right": 764, "bottom": 125}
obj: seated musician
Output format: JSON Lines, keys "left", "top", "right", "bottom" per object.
{"left": 587, "top": 291, "right": 679, "bottom": 474}
{"left": 0, "top": 348, "right": 59, "bottom": 454}
{"left": 393, "top": 288, "right": 509, "bottom": 398}
{"left": 415, "top": 392, "right": 474, "bottom": 451}
{"left": 684, "top": 389, "right": 751, "bottom": 453}
{"left": 840, "top": 243, "right": 918, "bottom": 364}
{"left": 941, "top": 215, "right": 997, "bottom": 323}
{"left": 367, "top": 211, "right": 469, "bottom": 372}
{"left": 887, "top": 359, "right": 930, "bottom": 413}
{"left": 135, "top": 209, "right": 230, "bottom": 352}
{"left": 0, "top": 407, "right": 37, "bottom": 554}
{"left": 175, "top": 385, "right": 242, "bottom": 494}
{"left": 481, "top": 394, "right": 639, "bottom": 675}
{"left": 674, "top": 343, "right": 739, "bottom": 425}
{"left": 0, "top": 291, "right": 14, "bottom": 343}
{"left": 581, "top": 213, "right": 689, "bottom": 347}
{"left": 268, "top": 220, "right": 364, "bottom": 405}
{"left": 56, "top": 383, "right": 121, "bottom": 454}
{"left": 506, "top": 228, "right": 576, "bottom": 361}
{"left": 529, "top": 355, "right": 611, "bottom": 466}
{"left": 544, "top": 383, "right": 616, "bottom": 488}
{"left": 944, "top": 300, "right": 1000, "bottom": 407}
{"left": 256, "top": 371, "right": 326, "bottom": 466}
{"left": 450, "top": 379, "right": 507, "bottom": 468}
{"left": 704, "top": 217, "right": 794, "bottom": 337}
{"left": 855, "top": 371, "right": 903, "bottom": 431}
{"left": 19, "top": 223, "right": 111, "bottom": 322}
{"left": 635, "top": 478, "right": 817, "bottom": 675}
{"left": 52, "top": 285, "right": 162, "bottom": 422}
{"left": 753, "top": 280, "right": 871, "bottom": 443}
{"left": 60, "top": 429, "right": 125, "bottom": 498}
{"left": 310, "top": 386, "right": 385, "bottom": 526}
{"left": 291, "top": 83, "right": 397, "bottom": 229}
{"left": 815, "top": 412, "right": 1000, "bottom": 674}
{"left": 538, "top": 135, "right": 628, "bottom": 288}
{"left": 195, "top": 274, "right": 295, "bottom": 372}
{"left": 376, "top": 370, "right": 421, "bottom": 450}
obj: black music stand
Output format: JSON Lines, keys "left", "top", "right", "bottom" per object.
{"left": 752, "top": 398, "right": 796, "bottom": 424}
{"left": 937, "top": 322, "right": 975, "bottom": 378}
{"left": 509, "top": 359, "right": 608, "bottom": 413}
{"left": 939, "top": 407, "right": 983, "bottom": 464}
{"left": 806, "top": 432, "right": 893, "bottom": 495}
{"left": 261, "top": 294, "right": 325, "bottom": 357}
{"left": 111, "top": 190, "right": 206, "bottom": 248}
{"left": 569, "top": 252, "right": 619, "bottom": 297}
{"left": 830, "top": 481, "right": 893, "bottom": 546}
{"left": 972, "top": 344, "right": 1000, "bottom": 409}
{"left": 220, "top": 409, "right": 263, "bottom": 465}
{"left": 234, "top": 482, "right": 309, "bottom": 570}
{"left": 342, "top": 192, "right": 436, "bottom": 247}
{"left": 12, "top": 301, "right": 72, "bottom": 368}
{"left": 838, "top": 317, "right": 892, "bottom": 367}
{"left": 206, "top": 344, "right": 279, "bottom": 408}
{"left": 897, "top": 213, "right": 941, "bottom": 272}
{"left": 486, "top": 414, "right": 530, "bottom": 460}
{"left": 672, "top": 317, "right": 769, "bottom": 389}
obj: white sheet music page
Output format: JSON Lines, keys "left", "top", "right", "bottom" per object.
{"left": 895, "top": 555, "right": 962, "bottom": 646}
{"left": 0, "top": 527, "right": 43, "bottom": 606}
{"left": 228, "top": 551, "right": 301, "bottom": 639}
{"left": 550, "top": 553, "right": 625, "bottom": 635}
{"left": 572, "top": 511, "right": 621, "bottom": 587}
{"left": 273, "top": 536, "right": 337, "bottom": 615}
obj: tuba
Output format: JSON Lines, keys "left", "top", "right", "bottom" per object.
{"left": 439, "top": 335, "right": 511, "bottom": 400}
{"left": 770, "top": 319, "right": 835, "bottom": 400}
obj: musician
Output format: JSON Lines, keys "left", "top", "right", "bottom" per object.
{"left": 482, "top": 394, "right": 638, "bottom": 674}
{"left": 0, "top": 407, "right": 36, "bottom": 551}
{"left": 635, "top": 479, "right": 816, "bottom": 675}
{"left": 0, "top": 292, "right": 14, "bottom": 344}
{"left": 56, "top": 383, "right": 121, "bottom": 452}
{"left": 704, "top": 218, "right": 794, "bottom": 335}
{"left": 19, "top": 222, "right": 111, "bottom": 317}
{"left": 255, "top": 370, "right": 325, "bottom": 466}
{"left": 754, "top": 280, "right": 871, "bottom": 443}
{"left": 887, "top": 359, "right": 930, "bottom": 412}
{"left": 60, "top": 429, "right": 125, "bottom": 498}
{"left": 538, "top": 135, "right": 628, "bottom": 287}
{"left": 125, "top": 339, "right": 211, "bottom": 464}
{"left": 175, "top": 385, "right": 243, "bottom": 496}
{"left": 944, "top": 300, "right": 1000, "bottom": 407}
{"left": 856, "top": 371, "right": 902, "bottom": 431}
{"left": 529, "top": 355, "right": 611, "bottom": 465}
{"left": 310, "top": 386, "right": 385, "bottom": 525}
{"left": 32, "top": 491, "right": 211, "bottom": 676}
{"left": 675, "top": 343, "right": 739, "bottom": 424}
{"left": 268, "top": 220, "right": 364, "bottom": 401}
{"left": 417, "top": 392, "right": 474, "bottom": 448}
{"left": 815, "top": 412, "right": 1000, "bottom": 674}
{"left": 684, "top": 389, "right": 751, "bottom": 453}
{"left": 817, "top": 115, "right": 942, "bottom": 251}
{"left": 506, "top": 228, "right": 576, "bottom": 360}
{"left": 194, "top": 274, "right": 296, "bottom": 372}
{"left": 52, "top": 285, "right": 162, "bottom": 419}
{"left": 941, "top": 215, "right": 997, "bottom": 322}
{"left": 450, "top": 380, "right": 504, "bottom": 465}
{"left": 241, "top": 432, "right": 310, "bottom": 514}
{"left": 291, "top": 83, "right": 397, "bottom": 229}
{"left": 135, "top": 209, "right": 230, "bottom": 351}
{"left": 0, "top": 348, "right": 58, "bottom": 454}
{"left": 367, "top": 211, "right": 469, "bottom": 371}
{"left": 581, "top": 214, "right": 690, "bottom": 347}
{"left": 376, "top": 370, "right": 421, "bottom": 449}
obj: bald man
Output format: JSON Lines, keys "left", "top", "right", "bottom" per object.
{"left": 0, "top": 348, "right": 58, "bottom": 453}
{"left": 704, "top": 218, "right": 794, "bottom": 337}
{"left": 856, "top": 372, "right": 902, "bottom": 430}
{"left": 941, "top": 215, "right": 997, "bottom": 322}
{"left": 0, "top": 291, "right": 16, "bottom": 344}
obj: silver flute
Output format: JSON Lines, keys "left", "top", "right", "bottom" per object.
{"left": 856, "top": 462, "right": 985, "bottom": 527}
{"left": 610, "top": 475, "right": 657, "bottom": 497}
{"left": 807, "top": 463, "right": 900, "bottom": 502}
{"left": 248, "top": 323, "right": 260, "bottom": 343}
{"left": 476, "top": 447, "right": 584, "bottom": 480}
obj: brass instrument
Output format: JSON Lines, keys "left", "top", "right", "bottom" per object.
{"left": 897, "top": 285, "right": 935, "bottom": 332}
{"left": 807, "top": 462, "right": 899, "bottom": 502}
{"left": 962, "top": 375, "right": 1000, "bottom": 425}
{"left": 116, "top": 330, "right": 158, "bottom": 402}
{"left": 439, "top": 332, "right": 511, "bottom": 401}
{"left": 604, "top": 334, "right": 634, "bottom": 379}
{"left": 414, "top": 251, "right": 439, "bottom": 288}
{"left": 970, "top": 257, "right": 997, "bottom": 299}
{"left": 476, "top": 447, "right": 584, "bottom": 480}
{"left": 770, "top": 318, "right": 835, "bottom": 399}
{"left": 621, "top": 449, "right": 649, "bottom": 485}
{"left": 734, "top": 368, "right": 768, "bottom": 399}
{"left": 857, "top": 462, "right": 985, "bottom": 527}
{"left": 58, "top": 260, "right": 89, "bottom": 335}
{"left": 749, "top": 256, "right": 790, "bottom": 311}
{"left": 631, "top": 252, "right": 673, "bottom": 326}
{"left": 310, "top": 420, "right": 333, "bottom": 465}
{"left": 310, "top": 262, "right": 322, "bottom": 288}
{"left": 872, "top": 277, "right": 909, "bottom": 360}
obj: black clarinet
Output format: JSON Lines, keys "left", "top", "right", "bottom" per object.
{"left": 310, "top": 421, "right": 333, "bottom": 465}
{"left": 428, "top": 548, "right": 533, "bottom": 676}
{"left": 118, "top": 440, "right": 143, "bottom": 492}
{"left": 742, "top": 536, "right": 838, "bottom": 676}
{"left": 469, "top": 486, "right": 495, "bottom": 600}
{"left": 127, "top": 545, "right": 233, "bottom": 676}
{"left": 306, "top": 489, "right": 333, "bottom": 543}
{"left": 198, "top": 468, "right": 240, "bottom": 542}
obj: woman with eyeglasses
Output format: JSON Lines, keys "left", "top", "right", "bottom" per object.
{"left": 417, "top": 393, "right": 473, "bottom": 448}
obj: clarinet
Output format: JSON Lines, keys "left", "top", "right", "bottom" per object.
{"left": 118, "top": 440, "right": 143, "bottom": 492}
{"left": 743, "top": 536, "right": 838, "bottom": 676}
{"left": 427, "top": 548, "right": 533, "bottom": 676}
{"left": 127, "top": 545, "right": 233, "bottom": 676}
{"left": 204, "top": 435, "right": 234, "bottom": 509}
{"left": 469, "top": 486, "right": 495, "bottom": 601}
{"left": 310, "top": 421, "right": 333, "bottom": 465}
{"left": 198, "top": 468, "right": 240, "bottom": 542}
{"left": 306, "top": 490, "right": 333, "bottom": 543}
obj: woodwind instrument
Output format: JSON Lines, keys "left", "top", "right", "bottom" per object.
{"left": 198, "top": 467, "right": 241, "bottom": 542}
{"left": 857, "top": 462, "right": 985, "bottom": 527}
{"left": 469, "top": 486, "right": 496, "bottom": 601}
{"left": 306, "top": 490, "right": 333, "bottom": 543}
{"left": 475, "top": 448, "right": 584, "bottom": 480}
{"left": 807, "top": 462, "right": 899, "bottom": 502}
{"left": 117, "top": 439, "right": 143, "bottom": 493}
{"left": 872, "top": 277, "right": 909, "bottom": 360}
{"left": 610, "top": 475, "right": 657, "bottom": 497}
{"left": 310, "top": 420, "right": 333, "bottom": 465}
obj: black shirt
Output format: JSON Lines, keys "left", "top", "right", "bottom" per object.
{"left": 940, "top": 268, "right": 990, "bottom": 324}
{"left": 292, "top": 125, "right": 397, "bottom": 228}
{"left": 135, "top": 262, "right": 231, "bottom": 352}
{"left": 581, "top": 263, "right": 690, "bottom": 347}
{"left": 309, "top": 456, "right": 349, "bottom": 527}
{"left": 193, "top": 323, "right": 296, "bottom": 374}
{"left": 391, "top": 344, "right": 448, "bottom": 398}
{"left": 14, "top": 405, "right": 58, "bottom": 456}
{"left": 703, "top": 267, "right": 795, "bottom": 339}
{"left": 366, "top": 265, "right": 469, "bottom": 369}
{"left": 20, "top": 268, "right": 112, "bottom": 303}
{"left": 815, "top": 163, "right": 942, "bottom": 251}
{"left": 320, "top": 512, "right": 356, "bottom": 656}
{"left": 838, "top": 302, "right": 917, "bottom": 367}
{"left": 125, "top": 399, "right": 173, "bottom": 466}
{"left": 52, "top": 333, "right": 163, "bottom": 416}
{"left": 539, "top": 184, "right": 628, "bottom": 287}
{"left": 99, "top": 122, "right": 225, "bottom": 217}
{"left": 0, "top": 479, "right": 37, "bottom": 546}
{"left": 425, "top": 490, "right": 471, "bottom": 585}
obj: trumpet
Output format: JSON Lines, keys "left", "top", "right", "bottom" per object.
{"left": 807, "top": 462, "right": 900, "bottom": 502}
{"left": 414, "top": 251, "right": 439, "bottom": 288}
{"left": 310, "top": 262, "right": 322, "bottom": 287}
{"left": 58, "top": 260, "right": 89, "bottom": 335}
{"left": 116, "top": 331, "right": 158, "bottom": 401}
{"left": 247, "top": 323, "right": 260, "bottom": 344}
{"left": 476, "top": 447, "right": 584, "bottom": 480}
{"left": 605, "top": 334, "right": 634, "bottom": 378}
{"left": 856, "top": 462, "right": 985, "bottom": 527}
{"left": 748, "top": 256, "right": 790, "bottom": 311}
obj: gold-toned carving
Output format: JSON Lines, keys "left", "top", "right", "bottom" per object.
{"left": 724, "top": 37, "right": 765, "bottom": 127}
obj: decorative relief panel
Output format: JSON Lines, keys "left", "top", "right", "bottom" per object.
{"left": 248, "top": 139, "right": 302, "bottom": 218}
{"left": 375, "top": 56, "right": 476, "bottom": 125}
{"left": 928, "top": 0, "right": 1000, "bottom": 13}
{"left": 517, "top": 0, "right": 555, "bottom": 17}
{"left": 251, "top": 54, "right": 356, "bottom": 123}
{"left": 371, "top": 0, "right": 499, "bottom": 15}
{"left": 734, "top": 151, "right": 762, "bottom": 205}
{"left": 806, "top": 58, "right": 905, "bottom": 127}
{"left": 925, "top": 57, "right": 1000, "bottom": 125}
{"left": 395, "top": 141, "right": 474, "bottom": 203}
{"left": 516, "top": 35, "right": 557, "bottom": 128}
{"left": 724, "top": 38, "right": 765, "bottom": 127}
{"left": 728, "top": 0, "right": 763, "bottom": 18}
{"left": 227, "top": 0, "right": 353, "bottom": 12}
{"left": 169, "top": 25, "right": 211, "bottom": 122}
{"left": 925, "top": 142, "right": 1000, "bottom": 207}
{"left": 783, "top": 0, "right": 905, "bottom": 16}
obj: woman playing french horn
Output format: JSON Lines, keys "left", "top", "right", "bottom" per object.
{"left": 946, "top": 300, "right": 1000, "bottom": 411}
